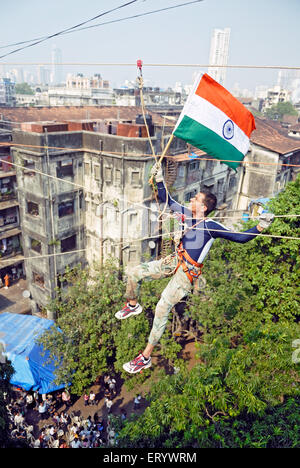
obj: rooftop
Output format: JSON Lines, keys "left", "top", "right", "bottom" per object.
{"left": 0, "top": 106, "right": 175, "bottom": 129}
{"left": 250, "top": 117, "right": 300, "bottom": 154}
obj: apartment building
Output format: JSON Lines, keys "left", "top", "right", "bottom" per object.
{"left": 10, "top": 115, "right": 187, "bottom": 316}
{"left": 234, "top": 117, "right": 300, "bottom": 212}
{"left": 262, "top": 85, "right": 291, "bottom": 113}
{"left": 0, "top": 78, "right": 16, "bottom": 107}
{"left": 0, "top": 128, "right": 24, "bottom": 287}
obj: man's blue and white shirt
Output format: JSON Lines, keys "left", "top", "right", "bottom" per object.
{"left": 157, "top": 181, "right": 259, "bottom": 264}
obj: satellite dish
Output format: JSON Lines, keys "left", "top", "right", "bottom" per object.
{"left": 150, "top": 214, "right": 157, "bottom": 222}
{"left": 22, "top": 290, "right": 30, "bottom": 299}
{"left": 148, "top": 241, "right": 156, "bottom": 249}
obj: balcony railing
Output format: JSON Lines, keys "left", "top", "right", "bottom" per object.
{"left": 0, "top": 189, "right": 17, "bottom": 202}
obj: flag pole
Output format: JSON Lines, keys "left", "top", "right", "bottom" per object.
{"left": 148, "top": 133, "right": 174, "bottom": 184}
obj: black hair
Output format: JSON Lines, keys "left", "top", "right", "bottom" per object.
{"left": 201, "top": 190, "right": 217, "bottom": 215}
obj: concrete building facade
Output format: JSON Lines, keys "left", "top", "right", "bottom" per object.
{"left": 0, "top": 128, "right": 24, "bottom": 287}
{"left": 208, "top": 28, "right": 231, "bottom": 87}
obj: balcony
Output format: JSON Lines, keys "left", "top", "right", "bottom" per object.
{"left": 0, "top": 230, "right": 22, "bottom": 260}
{"left": 0, "top": 188, "right": 17, "bottom": 202}
{"left": 0, "top": 204, "right": 19, "bottom": 230}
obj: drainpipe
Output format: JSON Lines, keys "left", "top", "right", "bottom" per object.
{"left": 44, "top": 130, "right": 57, "bottom": 301}
{"left": 99, "top": 139, "right": 104, "bottom": 268}
{"left": 233, "top": 164, "right": 246, "bottom": 211}
{"left": 119, "top": 143, "right": 125, "bottom": 274}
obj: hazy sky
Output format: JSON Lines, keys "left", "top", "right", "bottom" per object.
{"left": 1, "top": 0, "right": 300, "bottom": 91}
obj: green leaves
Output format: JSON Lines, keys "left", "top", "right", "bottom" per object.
{"left": 38, "top": 260, "right": 125, "bottom": 395}
{"left": 116, "top": 176, "right": 300, "bottom": 448}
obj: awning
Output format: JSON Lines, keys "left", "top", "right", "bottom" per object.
{"left": 0, "top": 199, "right": 19, "bottom": 210}
{"left": 0, "top": 171, "right": 16, "bottom": 179}
{"left": 0, "top": 254, "right": 24, "bottom": 269}
{"left": 0, "top": 227, "right": 21, "bottom": 240}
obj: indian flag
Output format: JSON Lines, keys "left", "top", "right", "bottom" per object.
{"left": 173, "top": 73, "right": 256, "bottom": 170}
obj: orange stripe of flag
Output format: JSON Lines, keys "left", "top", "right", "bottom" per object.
{"left": 195, "top": 73, "right": 256, "bottom": 137}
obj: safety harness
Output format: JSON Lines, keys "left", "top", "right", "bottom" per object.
{"left": 175, "top": 242, "right": 203, "bottom": 284}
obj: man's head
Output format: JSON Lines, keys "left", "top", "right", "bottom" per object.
{"left": 189, "top": 190, "right": 217, "bottom": 218}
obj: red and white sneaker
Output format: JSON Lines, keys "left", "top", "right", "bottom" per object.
{"left": 123, "top": 353, "right": 152, "bottom": 374}
{"left": 115, "top": 303, "right": 143, "bottom": 320}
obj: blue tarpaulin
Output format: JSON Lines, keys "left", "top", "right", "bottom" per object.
{"left": 0, "top": 312, "right": 65, "bottom": 394}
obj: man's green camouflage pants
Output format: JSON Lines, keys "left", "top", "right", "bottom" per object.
{"left": 125, "top": 254, "right": 192, "bottom": 346}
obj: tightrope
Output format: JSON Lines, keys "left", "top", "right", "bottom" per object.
{"left": 1, "top": 142, "right": 299, "bottom": 168}
{"left": 0, "top": 156, "right": 299, "bottom": 222}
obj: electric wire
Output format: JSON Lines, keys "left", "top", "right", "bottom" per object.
{"left": 0, "top": 1, "right": 203, "bottom": 52}
{"left": 0, "top": 155, "right": 299, "bottom": 239}
{"left": 0, "top": 0, "right": 142, "bottom": 60}
{"left": 0, "top": 142, "right": 300, "bottom": 168}
{"left": 1, "top": 62, "right": 299, "bottom": 70}
{"left": 1, "top": 153, "right": 300, "bottom": 218}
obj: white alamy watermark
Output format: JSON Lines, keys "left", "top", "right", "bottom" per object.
{"left": 0, "top": 332, "right": 6, "bottom": 364}
{"left": 292, "top": 339, "right": 300, "bottom": 364}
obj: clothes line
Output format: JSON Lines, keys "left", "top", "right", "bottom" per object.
{"left": 0, "top": 222, "right": 298, "bottom": 265}
{"left": 1, "top": 142, "right": 300, "bottom": 168}
{"left": 0, "top": 156, "right": 299, "bottom": 222}
{"left": 1, "top": 62, "right": 300, "bottom": 70}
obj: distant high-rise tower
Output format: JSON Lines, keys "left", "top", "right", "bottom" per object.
{"left": 51, "top": 45, "right": 63, "bottom": 84}
{"left": 208, "top": 28, "right": 231, "bottom": 87}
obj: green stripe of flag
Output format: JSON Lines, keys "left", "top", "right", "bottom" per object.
{"left": 174, "top": 115, "right": 245, "bottom": 171}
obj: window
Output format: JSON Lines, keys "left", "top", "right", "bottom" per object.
{"left": 0, "top": 235, "right": 20, "bottom": 256}
{"left": 61, "top": 234, "right": 76, "bottom": 253}
{"left": 128, "top": 250, "right": 137, "bottom": 262}
{"left": 229, "top": 175, "right": 236, "bottom": 190}
{"left": 27, "top": 201, "right": 39, "bottom": 216}
{"left": 94, "top": 165, "right": 100, "bottom": 181}
{"left": 105, "top": 167, "right": 112, "bottom": 182}
{"left": 185, "top": 189, "right": 197, "bottom": 202}
{"left": 57, "top": 273, "right": 68, "bottom": 289}
{"left": 58, "top": 200, "right": 74, "bottom": 218}
{"left": 0, "top": 207, "right": 17, "bottom": 226}
{"left": 115, "top": 169, "right": 121, "bottom": 184}
{"left": 84, "top": 162, "right": 90, "bottom": 175}
{"left": 30, "top": 238, "right": 41, "bottom": 253}
{"left": 23, "top": 159, "right": 35, "bottom": 176}
{"left": 129, "top": 212, "right": 137, "bottom": 229}
{"left": 206, "top": 160, "right": 213, "bottom": 172}
{"left": 94, "top": 164, "right": 100, "bottom": 180}
{"left": 178, "top": 166, "right": 185, "bottom": 177}
{"left": 106, "top": 207, "right": 118, "bottom": 223}
{"left": 189, "top": 161, "right": 199, "bottom": 171}
{"left": 131, "top": 171, "right": 140, "bottom": 185}
{"left": 57, "top": 159, "right": 73, "bottom": 177}
{"left": 202, "top": 184, "right": 214, "bottom": 193}
{"left": 33, "top": 271, "right": 45, "bottom": 288}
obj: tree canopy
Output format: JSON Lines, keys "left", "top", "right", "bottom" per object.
{"left": 15, "top": 82, "right": 34, "bottom": 95}
{"left": 37, "top": 176, "right": 300, "bottom": 448}
{"left": 265, "top": 101, "right": 298, "bottom": 120}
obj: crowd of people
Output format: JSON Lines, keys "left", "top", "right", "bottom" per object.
{"left": 5, "top": 374, "right": 136, "bottom": 448}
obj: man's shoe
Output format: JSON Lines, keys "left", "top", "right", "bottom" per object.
{"left": 115, "top": 303, "right": 143, "bottom": 320}
{"left": 123, "top": 353, "right": 152, "bottom": 374}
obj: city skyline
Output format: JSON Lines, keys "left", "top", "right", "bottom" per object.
{"left": 1, "top": 0, "right": 299, "bottom": 93}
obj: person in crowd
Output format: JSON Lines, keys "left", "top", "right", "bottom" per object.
{"left": 83, "top": 391, "right": 89, "bottom": 407}
{"left": 89, "top": 390, "right": 96, "bottom": 406}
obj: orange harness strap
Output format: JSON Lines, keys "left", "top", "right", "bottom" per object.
{"left": 175, "top": 242, "right": 203, "bottom": 284}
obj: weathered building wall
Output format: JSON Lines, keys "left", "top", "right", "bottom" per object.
{"left": 12, "top": 130, "right": 86, "bottom": 316}
{"left": 235, "top": 144, "right": 278, "bottom": 211}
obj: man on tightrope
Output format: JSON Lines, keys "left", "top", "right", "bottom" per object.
{"left": 115, "top": 162, "right": 274, "bottom": 374}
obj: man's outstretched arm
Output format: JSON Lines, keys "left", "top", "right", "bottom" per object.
{"left": 207, "top": 213, "right": 274, "bottom": 243}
